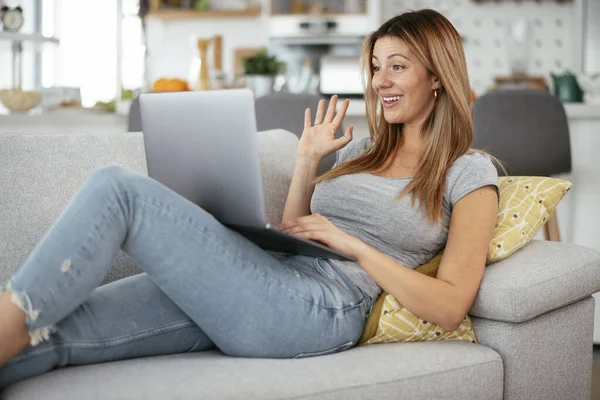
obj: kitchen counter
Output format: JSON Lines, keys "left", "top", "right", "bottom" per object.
{"left": 561, "top": 103, "right": 600, "bottom": 120}
{"left": 0, "top": 108, "right": 128, "bottom": 134}
{"left": 3, "top": 101, "right": 597, "bottom": 135}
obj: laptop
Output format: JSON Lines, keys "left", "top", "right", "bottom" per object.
{"left": 139, "top": 89, "right": 353, "bottom": 262}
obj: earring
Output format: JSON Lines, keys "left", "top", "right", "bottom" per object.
{"left": 434, "top": 90, "right": 438, "bottom": 98}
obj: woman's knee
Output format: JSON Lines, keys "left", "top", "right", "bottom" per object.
{"left": 85, "top": 165, "right": 146, "bottom": 195}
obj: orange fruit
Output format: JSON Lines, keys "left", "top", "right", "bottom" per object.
{"left": 170, "top": 79, "right": 189, "bottom": 92}
{"left": 152, "top": 78, "right": 189, "bottom": 92}
{"left": 152, "top": 78, "right": 168, "bottom": 92}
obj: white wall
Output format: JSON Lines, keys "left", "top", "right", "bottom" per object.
{"left": 383, "top": 0, "right": 577, "bottom": 95}
{"left": 145, "top": 15, "right": 269, "bottom": 87}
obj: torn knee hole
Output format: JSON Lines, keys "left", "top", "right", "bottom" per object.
{"left": 29, "top": 327, "right": 55, "bottom": 346}
{"left": 5, "top": 285, "right": 54, "bottom": 346}
{"left": 7, "top": 285, "right": 40, "bottom": 323}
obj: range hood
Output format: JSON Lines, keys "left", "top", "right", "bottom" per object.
{"left": 267, "top": 2, "right": 381, "bottom": 45}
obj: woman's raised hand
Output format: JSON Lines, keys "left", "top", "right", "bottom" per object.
{"left": 296, "top": 95, "right": 353, "bottom": 160}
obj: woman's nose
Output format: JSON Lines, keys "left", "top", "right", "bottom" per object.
{"left": 373, "top": 69, "right": 392, "bottom": 90}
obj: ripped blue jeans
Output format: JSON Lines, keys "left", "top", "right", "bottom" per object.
{"left": 0, "top": 166, "right": 372, "bottom": 388}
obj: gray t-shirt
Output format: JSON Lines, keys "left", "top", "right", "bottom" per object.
{"left": 309, "top": 137, "right": 499, "bottom": 300}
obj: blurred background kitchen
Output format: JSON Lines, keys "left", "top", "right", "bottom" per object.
{"left": 0, "top": 0, "right": 599, "bottom": 118}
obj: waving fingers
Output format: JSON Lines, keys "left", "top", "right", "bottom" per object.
{"left": 333, "top": 99, "right": 350, "bottom": 128}
{"left": 304, "top": 107, "right": 312, "bottom": 130}
{"left": 333, "top": 125, "right": 353, "bottom": 150}
{"left": 314, "top": 99, "right": 326, "bottom": 125}
{"left": 324, "top": 95, "right": 338, "bottom": 123}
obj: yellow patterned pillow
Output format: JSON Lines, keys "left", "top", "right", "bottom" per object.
{"left": 359, "top": 253, "right": 477, "bottom": 345}
{"left": 361, "top": 293, "right": 477, "bottom": 345}
{"left": 488, "top": 176, "right": 572, "bottom": 263}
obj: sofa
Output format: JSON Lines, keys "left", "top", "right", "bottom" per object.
{"left": 1, "top": 129, "right": 600, "bottom": 400}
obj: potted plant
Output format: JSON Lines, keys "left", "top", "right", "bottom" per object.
{"left": 243, "top": 49, "right": 281, "bottom": 98}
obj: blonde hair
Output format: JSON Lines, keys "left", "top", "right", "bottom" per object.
{"left": 316, "top": 9, "right": 495, "bottom": 223}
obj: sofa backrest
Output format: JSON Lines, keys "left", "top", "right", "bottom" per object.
{"left": 0, "top": 129, "right": 298, "bottom": 285}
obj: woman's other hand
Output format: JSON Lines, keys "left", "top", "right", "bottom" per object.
{"left": 279, "top": 214, "right": 363, "bottom": 260}
{"left": 296, "top": 95, "right": 353, "bottom": 161}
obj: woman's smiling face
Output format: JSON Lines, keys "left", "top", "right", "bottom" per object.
{"left": 371, "top": 36, "right": 439, "bottom": 126}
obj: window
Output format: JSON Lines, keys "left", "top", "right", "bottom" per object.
{"left": 0, "top": 0, "right": 37, "bottom": 92}
{"left": 1, "top": 0, "right": 144, "bottom": 108}
{"left": 48, "top": 0, "right": 144, "bottom": 106}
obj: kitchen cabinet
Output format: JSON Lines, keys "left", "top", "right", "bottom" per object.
{"left": 270, "top": 0, "right": 368, "bottom": 15}
{"left": 0, "top": 108, "right": 127, "bottom": 134}
{"left": 471, "top": 0, "right": 573, "bottom": 3}
{"left": 147, "top": 8, "right": 262, "bottom": 19}
{"left": 147, "top": 0, "right": 262, "bottom": 20}
{"left": 267, "top": 0, "right": 381, "bottom": 44}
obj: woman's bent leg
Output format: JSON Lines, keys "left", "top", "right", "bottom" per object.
{"left": 2, "top": 165, "right": 370, "bottom": 378}
{"left": 62, "top": 166, "right": 371, "bottom": 360}
{"left": 0, "top": 273, "right": 214, "bottom": 387}
{"left": 80, "top": 170, "right": 372, "bottom": 360}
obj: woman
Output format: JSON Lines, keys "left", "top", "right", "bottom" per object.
{"left": 0, "top": 9, "right": 498, "bottom": 386}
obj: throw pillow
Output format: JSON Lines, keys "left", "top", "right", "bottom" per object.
{"left": 359, "top": 253, "right": 443, "bottom": 343}
{"left": 359, "top": 253, "right": 477, "bottom": 345}
{"left": 487, "top": 176, "right": 572, "bottom": 263}
{"left": 360, "top": 176, "right": 571, "bottom": 345}
{"left": 361, "top": 292, "right": 478, "bottom": 345}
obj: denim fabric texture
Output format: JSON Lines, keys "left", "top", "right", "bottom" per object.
{"left": 0, "top": 166, "right": 372, "bottom": 387}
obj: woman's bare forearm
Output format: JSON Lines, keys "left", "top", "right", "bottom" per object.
{"left": 281, "top": 156, "right": 321, "bottom": 223}
{"left": 282, "top": 96, "right": 349, "bottom": 224}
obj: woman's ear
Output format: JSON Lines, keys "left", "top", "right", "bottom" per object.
{"left": 431, "top": 75, "right": 442, "bottom": 90}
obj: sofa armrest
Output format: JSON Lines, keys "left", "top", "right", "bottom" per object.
{"left": 470, "top": 240, "right": 600, "bottom": 323}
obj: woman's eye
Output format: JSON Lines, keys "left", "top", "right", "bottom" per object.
{"left": 392, "top": 64, "right": 404, "bottom": 71}
{"left": 372, "top": 65, "right": 381, "bottom": 72}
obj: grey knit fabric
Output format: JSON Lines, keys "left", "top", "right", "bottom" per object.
{"left": 0, "top": 129, "right": 298, "bottom": 285}
{"left": 3, "top": 341, "right": 503, "bottom": 400}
